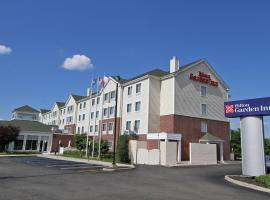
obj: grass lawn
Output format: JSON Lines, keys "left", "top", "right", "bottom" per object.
{"left": 256, "top": 174, "right": 270, "bottom": 188}
{"left": 62, "top": 150, "right": 115, "bottom": 163}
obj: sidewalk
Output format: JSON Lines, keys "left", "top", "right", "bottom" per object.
{"left": 38, "top": 154, "right": 135, "bottom": 169}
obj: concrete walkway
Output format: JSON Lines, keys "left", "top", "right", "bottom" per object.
{"left": 38, "top": 154, "right": 135, "bottom": 168}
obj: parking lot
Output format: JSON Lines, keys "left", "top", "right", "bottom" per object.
{"left": 0, "top": 156, "right": 269, "bottom": 200}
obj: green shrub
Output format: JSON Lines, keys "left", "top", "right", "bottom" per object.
{"left": 74, "top": 134, "right": 87, "bottom": 157}
{"left": 256, "top": 175, "right": 270, "bottom": 188}
{"left": 117, "top": 134, "right": 137, "bottom": 163}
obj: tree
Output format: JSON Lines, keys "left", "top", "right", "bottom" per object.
{"left": 265, "top": 139, "right": 270, "bottom": 155}
{"left": 230, "top": 129, "right": 241, "bottom": 158}
{"left": 117, "top": 135, "right": 130, "bottom": 163}
{"left": 0, "top": 125, "right": 20, "bottom": 152}
{"left": 74, "top": 133, "right": 87, "bottom": 157}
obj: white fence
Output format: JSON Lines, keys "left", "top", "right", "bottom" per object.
{"left": 189, "top": 143, "right": 217, "bottom": 164}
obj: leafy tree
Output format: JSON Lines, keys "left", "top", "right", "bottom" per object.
{"left": 265, "top": 139, "right": 270, "bottom": 155}
{"left": 230, "top": 129, "right": 241, "bottom": 158}
{"left": 116, "top": 134, "right": 137, "bottom": 163}
{"left": 74, "top": 133, "right": 87, "bottom": 157}
{"left": 89, "top": 140, "right": 109, "bottom": 157}
{"left": 0, "top": 125, "right": 20, "bottom": 152}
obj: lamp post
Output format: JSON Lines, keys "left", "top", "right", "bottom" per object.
{"left": 112, "top": 83, "right": 119, "bottom": 167}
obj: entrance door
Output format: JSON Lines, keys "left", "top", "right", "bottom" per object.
{"left": 39, "top": 140, "right": 43, "bottom": 152}
{"left": 216, "top": 143, "right": 221, "bottom": 161}
{"left": 40, "top": 136, "right": 49, "bottom": 153}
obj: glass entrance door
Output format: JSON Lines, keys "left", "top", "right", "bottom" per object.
{"left": 40, "top": 136, "right": 49, "bottom": 153}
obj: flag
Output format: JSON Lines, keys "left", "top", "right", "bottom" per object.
{"left": 98, "top": 77, "right": 105, "bottom": 88}
{"left": 91, "top": 78, "right": 97, "bottom": 86}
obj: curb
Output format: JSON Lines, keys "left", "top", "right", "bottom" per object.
{"left": 225, "top": 175, "right": 270, "bottom": 194}
{"left": 0, "top": 154, "right": 39, "bottom": 157}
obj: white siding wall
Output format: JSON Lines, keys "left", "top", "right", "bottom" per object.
{"left": 121, "top": 79, "right": 149, "bottom": 135}
{"left": 77, "top": 98, "right": 91, "bottom": 134}
{"left": 174, "top": 62, "right": 228, "bottom": 122}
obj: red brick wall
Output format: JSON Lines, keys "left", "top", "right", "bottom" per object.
{"left": 51, "top": 134, "right": 75, "bottom": 152}
{"left": 160, "top": 115, "right": 230, "bottom": 161}
{"left": 64, "top": 124, "right": 76, "bottom": 134}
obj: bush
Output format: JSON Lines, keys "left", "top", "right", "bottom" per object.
{"left": 255, "top": 175, "right": 270, "bottom": 188}
{"left": 117, "top": 134, "right": 136, "bottom": 163}
{"left": 74, "top": 134, "right": 87, "bottom": 157}
{"left": 88, "top": 139, "right": 110, "bottom": 157}
{"left": 0, "top": 125, "right": 20, "bottom": 152}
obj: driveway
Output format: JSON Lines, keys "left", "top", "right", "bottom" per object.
{"left": 0, "top": 156, "right": 269, "bottom": 200}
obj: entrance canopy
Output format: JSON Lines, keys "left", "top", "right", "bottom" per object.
{"left": 147, "top": 132, "right": 182, "bottom": 141}
{"left": 199, "top": 133, "right": 224, "bottom": 143}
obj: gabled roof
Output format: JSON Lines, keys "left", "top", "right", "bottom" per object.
{"left": 55, "top": 102, "right": 65, "bottom": 108}
{"left": 71, "top": 94, "right": 87, "bottom": 102}
{"left": 0, "top": 120, "right": 56, "bottom": 133}
{"left": 13, "top": 105, "right": 40, "bottom": 113}
{"left": 40, "top": 109, "right": 50, "bottom": 114}
{"left": 199, "top": 133, "right": 224, "bottom": 143}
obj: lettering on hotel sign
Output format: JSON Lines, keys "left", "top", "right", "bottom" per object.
{"left": 189, "top": 71, "right": 218, "bottom": 87}
{"left": 224, "top": 97, "right": 270, "bottom": 118}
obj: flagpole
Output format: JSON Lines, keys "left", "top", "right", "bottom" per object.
{"left": 98, "top": 75, "right": 105, "bottom": 159}
{"left": 91, "top": 75, "right": 99, "bottom": 157}
{"left": 86, "top": 77, "right": 93, "bottom": 158}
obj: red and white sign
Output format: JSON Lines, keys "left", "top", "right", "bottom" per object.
{"left": 189, "top": 71, "right": 218, "bottom": 87}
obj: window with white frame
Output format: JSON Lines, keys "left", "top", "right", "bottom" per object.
{"left": 82, "top": 114, "right": 85, "bottom": 121}
{"left": 201, "top": 121, "right": 208, "bottom": 133}
{"left": 109, "top": 106, "right": 114, "bottom": 116}
{"left": 95, "top": 125, "right": 98, "bottom": 132}
{"left": 108, "top": 122, "right": 113, "bottom": 131}
{"left": 66, "top": 116, "right": 73, "bottom": 123}
{"left": 110, "top": 91, "right": 115, "bottom": 100}
{"left": 96, "top": 111, "right": 99, "bottom": 118}
{"left": 91, "top": 112, "right": 94, "bottom": 119}
{"left": 78, "top": 115, "right": 81, "bottom": 121}
{"left": 136, "top": 83, "right": 141, "bottom": 94}
{"left": 77, "top": 127, "right": 80, "bottom": 134}
{"left": 134, "top": 120, "right": 140, "bottom": 133}
{"left": 102, "top": 123, "right": 107, "bottom": 132}
{"left": 200, "top": 86, "right": 207, "bottom": 97}
{"left": 127, "top": 103, "right": 132, "bottom": 113}
{"left": 103, "top": 108, "right": 108, "bottom": 117}
{"left": 126, "top": 121, "right": 131, "bottom": 131}
{"left": 90, "top": 125, "right": 93, "bottom": 132}
{"left": 83, "top": 102, "right": 86, "bottom": 108}
{"left": 104, "top": 93, "right": 109, "bottom": 102}
{"left": 92, "top": 99, "right": 95, "bottom": 106}
{"left": 201, "top": 104, "right": 207, "bottom": 115}
{"left": 97, "top": 97, "right": 100, "bottom": 104}
{"left": 80, "top": 103, "right": 82, "bottom": 109}
{"left": 81, "top": 126, "right": 84, "bottom": 133}
{"left": 135, "top": 101, "right": 141, "bottom": 112}
{"left": 128, "top": 86, "right": 132, "bottom": 96}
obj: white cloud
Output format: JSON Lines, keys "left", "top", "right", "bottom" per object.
{"left": 0, "top": 44, "right": 12, "bottom": 55}
{"left": 62, "top": 54, "right": 93, "bottom": 71}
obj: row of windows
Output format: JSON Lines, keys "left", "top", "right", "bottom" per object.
{"left": 127, "top": 83, "right": 141, "bottom": 96}
{"left": 127, "top": 101, "right": 141, "bottom": 113}
{"left": 125, "top": 120, "right": 140, "bottom": 132}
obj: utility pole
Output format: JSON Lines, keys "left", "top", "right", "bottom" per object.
{"left": 112, "top": 83, "right": 119, "bottom": 167}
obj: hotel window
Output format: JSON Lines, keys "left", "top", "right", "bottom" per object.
{"left": 127, "top": 103, "right": 132, "bottom": 113}
{"left": 78, "top": 115, "right": 81, "bottom": 121}
{"left": 126, "top": 121, "right": 131, "bottom": 131}
{"left": 80, "top": 103, "right": 82, "bottom": 109}
{"left": 81, "top": 126, "right": 84, "bottom": 133}
{"left": 82, "top": 114, "right": 85, "bottom": 121}
{"left": 135, "top": 101, "right": 141, "bottom": 112}
{"left": 134, "top": 120, "right": 140, "bottom": 133}
{"left": 200, "top": 86, "right": 207, "bottom": 97}
{"left": 62, "top": 119, "right": 65, "bottom": 124}
{"left": 128, "top": 86, "right": 132, "bottom": 96}
{"left": 109, "top": 106, "right": 114, "bottom": 116}
{"left": 96, "top": 111, "right": 99, "bottom": 118}
{"left": 95, "top": 125, "right": 98, "bottom": 132}
{"left": 108, "top": 122, "right": 113, "bottom": 131}
{"left": 201, "top": 121, "right": 208, "bottom": 133}
{"left": 83, "top": 102, "right": 86, "bottom": 108}
{"left": 110, "top": 91, "right": 116, "bottom": 100}
{"left": 90, "top": 125, "right": 93, "bottom": 132}
{"left": 91, "top": 112, "right": 94, "bottom": 119}
{"left": 103, "top": 108, "right": 108, "bottom": 117}
{"left": 77, "top": 127, "right": 80, "bottom": 134}
{"left": 25, "top": 135, "right": 38, "bottom": 151}
{"left": 136, "top": 83, "right": 141, "bottom": 94}
{"left": 201, "top": 104, "right": 207, "bottom": 115}
{"left": 102, "top": 123, "right": 107, "bottom": 132}
{"left": 92, "top": 99, "right": 95, "bottom": 106}
{"left": 97, "top": 97, "right": 100, "bottom": 105}
{"left": 104, "top": 93, "right": 109, "bottom": 102}
{"left": 14, "top": 135, "right": 24, "bottom": 150}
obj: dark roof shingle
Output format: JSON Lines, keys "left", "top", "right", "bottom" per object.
{"left": 13, "top": 105, "right": 40, "bottom": 113}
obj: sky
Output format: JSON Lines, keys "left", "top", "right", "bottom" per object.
{"left": 0, "top": 0, "right": 270, "bottom": 137}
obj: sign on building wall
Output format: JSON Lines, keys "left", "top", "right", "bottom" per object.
{"left": 189, "top": 71, "right": 218, "bottom": 87}
{"left": 224, "top": 97, "right": 270, "bottom": 118}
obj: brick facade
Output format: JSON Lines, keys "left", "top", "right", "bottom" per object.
{"left": 51, "top": 133, "right": 75, "bottom": 152}
{"left": 160, "top": 114, "right": 230, "bottom": 161}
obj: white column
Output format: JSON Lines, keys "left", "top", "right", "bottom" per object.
{"left": 220, "top": 143, "right": 224, "bottom": 163}
{"left": 240, "top": 116, "right": 266, "bottom": 176}
{"left": 177, "top": 141, "right": 181, "bottom": 162}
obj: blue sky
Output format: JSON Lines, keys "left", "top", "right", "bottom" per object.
{"left": 0, "top": 0, "right": 269, "bottom": 137}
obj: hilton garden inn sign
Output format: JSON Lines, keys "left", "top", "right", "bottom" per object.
{"left": 224, "top": 97, "right": 270, "bottom": 176}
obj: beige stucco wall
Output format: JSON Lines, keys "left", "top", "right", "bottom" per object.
{"left": 189, "top": 143, "right": 217, "bottom": 164}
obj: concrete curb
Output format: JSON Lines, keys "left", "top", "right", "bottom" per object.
{"left": 225, "top": 175, "right": 270, "bottom": 194}
{"left": 38, "top": 154, "right": 135, "bottom": 169}
{"left": 0, "top": 154, "right": 39, "bottom": 157}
